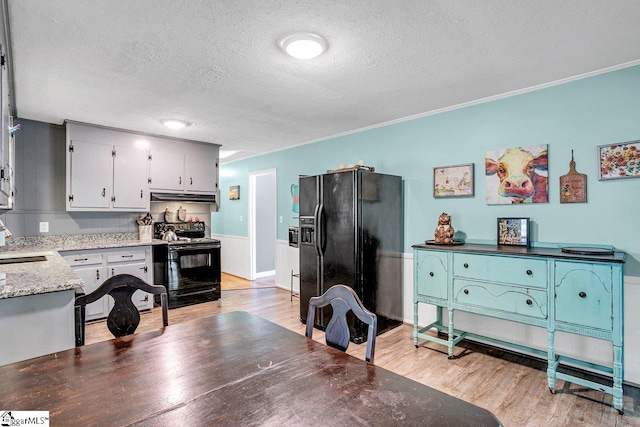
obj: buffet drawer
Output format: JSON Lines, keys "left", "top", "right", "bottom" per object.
{"left": 453, "top": 279, "right": 548, "bottom": 319}
{"left": 453, "top": 253, "right": 547, "bottom": 289}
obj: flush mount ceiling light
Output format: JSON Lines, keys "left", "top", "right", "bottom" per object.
{"left": 161, "top": 119, "right": 190, "bottom": 130}
{"left": 219, "top": 150, "right": 239, "bottom": 159}
{"left": 281, "top": 33, "right": 327, "bottom": 59}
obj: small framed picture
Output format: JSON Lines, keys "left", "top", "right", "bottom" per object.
{"left": 497, "top": 217, "right": 530, "bottom": 247}
{"left": 433, "top": 163, "right": 474, "bottom": 198}
{"left": 229, "top": 185, "right": 240, "bottom": 200}
{"left": 598, "top": 140, "right": 640, "bottom": 180}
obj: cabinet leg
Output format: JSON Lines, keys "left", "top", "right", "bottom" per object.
{"left": 613, "top": 344, "right": 624, "bottom": 413}
{"left": 413, "top": 302, "right": 419, "bottom": 347}
{"left": 447, "top": 309, "right": 455, "bottom": 359}
{"left": 547, "top": 330, "right": 556, "bottom": 391}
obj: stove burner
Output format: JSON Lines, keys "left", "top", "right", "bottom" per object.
{"left": 154, "top": 221, "right": 208, "bottom": 240}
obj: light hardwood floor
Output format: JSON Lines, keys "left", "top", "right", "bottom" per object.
{"left": 85, "top": 276, "right": 640, "bottom": 427}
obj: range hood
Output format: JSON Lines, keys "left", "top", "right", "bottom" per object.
{"left": 151, "top": 192, "right": 217, "bottom": 205}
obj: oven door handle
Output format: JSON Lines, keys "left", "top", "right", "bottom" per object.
{"left": 169, "top": 244, "right": 220, "bottom": 252}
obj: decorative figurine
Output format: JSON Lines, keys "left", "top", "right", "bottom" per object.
{"left": 434, "top": 212, "right": 455, "bottom": 244}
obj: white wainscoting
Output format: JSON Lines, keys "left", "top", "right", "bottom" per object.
{"left": 275, "top": 241, "right": 300, "bottom": 294}
{"left": 212, "top": 234, "right": 250, "bottom": 279}
{"left": 624, "top": 275, "right": 640, "bottom": 384}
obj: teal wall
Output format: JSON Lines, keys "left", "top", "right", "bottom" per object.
{"left": 213, "top": 65, "right": 640, "bottom": 276}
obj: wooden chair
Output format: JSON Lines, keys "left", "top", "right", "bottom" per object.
{"left": 74, "top": 274, "right": 168, "bottom": 346}
{"left": 305, "top": 284, "right": 377, "bottom": 363}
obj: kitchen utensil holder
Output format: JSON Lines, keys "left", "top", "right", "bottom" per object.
{"left": 138, "top": 225, "right": 152, "bottom": 241}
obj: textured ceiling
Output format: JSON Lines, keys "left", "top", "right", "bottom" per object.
{"left": 7, "top": 1, "right": 640, "bottom": 163}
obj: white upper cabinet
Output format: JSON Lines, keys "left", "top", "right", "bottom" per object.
{"left": 0, "top": 43, "right": 14, "bottom": 209}
{"left": 185, "top": 154, "right": 218, "bottom": 193}
{"left": 112, "top": 145, "right": 149, "bottom": 209}
{"left": 67, "top": 140, "right": 149, "bottom": 211}
{"left": 67, "top": 140, "right": 113, "bottom": 209}
{"left": 148, "top": 150, "right": 184, "bottom": 191}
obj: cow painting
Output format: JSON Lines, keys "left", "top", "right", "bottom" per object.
{"left": 485, "top": 144, "right": 548, "bottom": 204}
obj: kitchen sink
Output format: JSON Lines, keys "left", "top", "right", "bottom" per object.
{"left": 0, "top": 251, "right": 52, "bottom": 264}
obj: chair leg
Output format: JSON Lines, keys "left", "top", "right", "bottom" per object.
{"left": 75, "top": 305, "right": 85, "bottom": 347}
{"left": 161, "top": 293, "right": 169, "bottom": 327}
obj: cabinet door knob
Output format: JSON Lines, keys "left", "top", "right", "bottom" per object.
{"left": 463, "top": 263, "right": 469, "bottom": 268}
{"left": 429, "top": 272, "right": 434, "bottom": 277}
{"left": 179, "top": 176, "right": 182, "bottom": 185}
{"left": 102, "top": 188, "right": 106, "bottom": 197}
{"left": 140, "top": 189, "right": 143, "bottom": 198}
{"left": 463, "top": 289, "right": 469, "bottom": 295}
{"left": 526, "top": 270, "right": 533, "bottom": 276}
{"left": 526, "top": 299, "right": 533, "bottom": 306}
{"left": 96, "top": 269, "right": 100, "bottom": 280}
{"left": 190, "top": 177, "right": 193, "bottom": 185}
{"left": 579, "top": 291, "right": 587, "bottom": 298}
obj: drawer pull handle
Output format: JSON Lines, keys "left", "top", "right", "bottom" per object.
{"left": 463, "top": 289, "right": 469, "bottom": 295}
{"left": 526, "top": 270, "right": 533, "bottom": 276}
{"left": 429, "top": 272, "right": 434, "bottom": 277}
{"left": 121, "top": 255, "right": 134, "bottom": 258}
{"left": 526, "top": 299, "right": 533, "bottom": 306}
{"left": 74, "top": 258, "right": 88, "bottom": 262}
{"left": 463, "top": 263, "right": 469, "bottom": 268}
{"left": 579, "top": 291, "right": 587, "bottom": 298}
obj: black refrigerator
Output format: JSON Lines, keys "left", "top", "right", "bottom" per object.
{"left": 299, "top": 168, "right": 403, "bottom": 343}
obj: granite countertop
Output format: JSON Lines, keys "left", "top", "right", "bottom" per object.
{"left": 0, "top": 250, "right": 84, "bottom": 299}
{"left": 0, "top": 233, "right": 167, "bottom": 300}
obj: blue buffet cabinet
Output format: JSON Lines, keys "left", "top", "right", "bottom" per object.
{"left": 412, "top": 243, "right": 626, "bottom": 413}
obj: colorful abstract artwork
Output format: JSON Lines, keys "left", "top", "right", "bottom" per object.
{"left": 485, "top": 144, "right": 548, "bottom": 205}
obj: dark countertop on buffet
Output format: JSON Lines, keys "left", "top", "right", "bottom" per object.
{"left": 412, "top": 242, "right": 626, "bottom": 263}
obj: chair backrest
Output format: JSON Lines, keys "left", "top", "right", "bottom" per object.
{"left": 305, "top": 284, "right": 377, "bottom": 363}
{"left": 74, "top": 274, "right": 168, "bottom": 346}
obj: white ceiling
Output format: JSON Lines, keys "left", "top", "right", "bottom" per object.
{"left": 7, "top": 1, "right": 640, "bottom": 163}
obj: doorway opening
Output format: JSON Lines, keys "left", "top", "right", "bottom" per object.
{"left": 249, "top": 169, "right": 276, "bottom": 280}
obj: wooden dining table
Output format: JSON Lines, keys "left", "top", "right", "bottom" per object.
{"left": 0, "top": 311, "right": 502, "bottom": 426}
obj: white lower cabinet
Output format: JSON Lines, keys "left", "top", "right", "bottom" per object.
{"left": 106, "top": 250, "right": 152, "bottom": 311}
{"left": 63, "top": 246, "right": 153, "bottom": 321}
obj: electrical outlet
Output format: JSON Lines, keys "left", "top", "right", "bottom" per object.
{"left": 279, "top": 216, "right": 283, "bottom": 223}
{"left": 239, "top": 215, "right": 243, "bottom": 222}
{"left": 39, "top": 222, "right": 49, "bottom": 233}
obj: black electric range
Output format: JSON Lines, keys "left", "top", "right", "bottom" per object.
{"left": 152, "top": 221, "right": 221, "bottom": 308}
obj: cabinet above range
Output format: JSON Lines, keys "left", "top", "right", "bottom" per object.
{"left": 148, "top": 150, "right": 218, "bottom": 194}
{"left": 65, "top": 121, "right": 220, "bottom": 212}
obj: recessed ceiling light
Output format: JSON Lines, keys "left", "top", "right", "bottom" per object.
{"left": 281, "top": 34, "right": 327, "bottom": 59}
{"left": 161, "top": 119, "right": 190, "bottom": 130}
